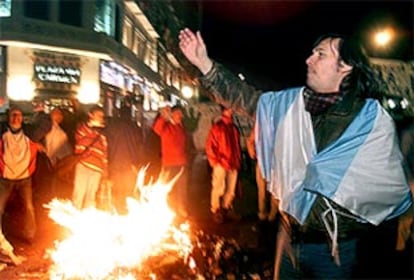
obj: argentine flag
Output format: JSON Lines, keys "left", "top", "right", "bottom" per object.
{"left": 256, "top": 87, "right": 412, "bottom": 225}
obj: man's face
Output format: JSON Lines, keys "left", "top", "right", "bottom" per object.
{"left": 51, "top": 109, "right": 63, "bottom": 124}
{"left": 305, "top": 38, "right": 351, "bottom": 93}
{"left": 171, "top": 109, "right": 183, "bottom": 123}
{"left": 88, "top": 110, "right": 105, "bottom": 128}
{"left": 222, "top": 107, "right": 233, "bottom": 118}
{"left": 8, "top": 109, "right": 23, "bottom": 130}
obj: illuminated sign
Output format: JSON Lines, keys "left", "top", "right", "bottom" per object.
{"left": 100, "top": 61, "right": 143, "bottom": 92}
{"left": 34, "top": 63, "right": 81, "bottom": 84}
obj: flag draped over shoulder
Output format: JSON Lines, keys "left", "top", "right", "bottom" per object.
{"left": 255, "top": 87, "right": 412, "bottom": 225}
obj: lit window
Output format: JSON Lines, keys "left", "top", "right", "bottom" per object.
{"left": 0, "top": 0, "right": 11, "bottom": 17}
{"left": 94, "top": 0, "right": 115, "bottom": 37}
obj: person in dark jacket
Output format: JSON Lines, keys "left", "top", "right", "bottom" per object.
{"left": 104, "top": 106, "right": 142, "bottom": 214}
{"left": 179, "top": 28, "right": 413, "bottom": 279}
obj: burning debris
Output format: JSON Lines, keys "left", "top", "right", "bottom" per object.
{"left": 44, "top": 201, "right": 274, "bottom": 280}
{"left": 40, "top": 168, "right": 274, "bottom": 279}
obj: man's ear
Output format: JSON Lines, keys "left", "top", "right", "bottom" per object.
{"left": 339, "top": 61, "right": 352, "bottom": 73}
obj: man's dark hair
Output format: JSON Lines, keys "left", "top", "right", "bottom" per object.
{"left": 7, "top": 106, "right": 23, "bottom": 117}
{"left": 171, "top": 105, "right": 183, "bottom": 112}
{"left": 88, "top": 105, "right": 104, "bottom": 114}
{"left": 314, "top": 34, "right": 381, "bottom": 99}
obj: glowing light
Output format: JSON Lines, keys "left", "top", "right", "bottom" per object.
{"left": 181, "top": 85, "right": 193, "bottom": 99}
{"left": 7, "top": 76, "right": 35, "bottom": 101}
{"left": 387, "top": 99, "right": 396, "bottom": 109}
{"left": 46, "top": 167, "right": 193, "bottom": 279}
{"left": 374, "top": 28, "right": 394, "bottom": 47}
{"left": 400, "top": 98, "right": 409, "bottom": 109}
{"left": 78, "top": 81, "right": 100, "bottom": 104}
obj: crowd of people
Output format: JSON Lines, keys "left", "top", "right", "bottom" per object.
{"left": 0, "top": 27, "right": 412, "bottom": 279}
{"left": 0, "top": 100, "right": 147, "bottom": 265}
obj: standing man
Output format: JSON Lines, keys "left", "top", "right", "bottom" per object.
{"left": 72, "top": 105, "right": 108, "bottom": 209}
{"left": 152, "top": 105, "right": 189, "bottom": 219}
{"left": 179, "top": 28, "right": 413, "bottom": 278}
{"left": 206, "top": 106, "right": 242, "bottom": 224}
{"left": 0, "top": 107, "right": 44, "bottom": 263}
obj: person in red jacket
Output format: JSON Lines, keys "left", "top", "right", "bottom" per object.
{"left": 152, "top": 105, "right": 189, "bottom": 219}
{"left": 206, "top": 105, "right": 242, "bottom": 223}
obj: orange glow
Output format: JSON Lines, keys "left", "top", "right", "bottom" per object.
{"left": 45, "top": 168, "right": 192, "bottom": 279}
{"left": 374, "top": 28, "right": 394, "bottom": 47}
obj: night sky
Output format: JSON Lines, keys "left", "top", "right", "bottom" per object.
{"left": 186, "top": 0, "right": 413, "bottom": 90}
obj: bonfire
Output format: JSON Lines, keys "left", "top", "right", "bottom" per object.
{"left": 45, "top": 168, "right": 194, "bottom": 279}
{"left": 43, "top": 168, "right": 274, "bottom": 280}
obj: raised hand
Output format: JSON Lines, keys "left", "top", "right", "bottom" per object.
{"left": 179, "top": 28, "right": 213, "bottom": 75}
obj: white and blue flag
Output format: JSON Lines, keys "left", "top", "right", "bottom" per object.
{"left": 256, "top": 87, "right": 412, "bottom": 226}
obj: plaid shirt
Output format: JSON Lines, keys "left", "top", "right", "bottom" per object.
{"left": 303, "top": 87, "right": 344, "bottom": 115}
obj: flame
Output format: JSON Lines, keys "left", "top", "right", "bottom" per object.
{"left": 45, "top": 168, "right": 193, "bottom": 279}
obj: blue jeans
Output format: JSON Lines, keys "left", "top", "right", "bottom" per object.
{"left": 275, "top": 231, "right": 357, "bottom": 279}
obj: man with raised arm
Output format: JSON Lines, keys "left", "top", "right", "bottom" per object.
{"left": 179, "top": 28, "right": 413, "bottom": 279}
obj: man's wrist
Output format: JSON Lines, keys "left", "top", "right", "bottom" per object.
{"left": 199, "top": 58, "right": 214, "bottom": 75}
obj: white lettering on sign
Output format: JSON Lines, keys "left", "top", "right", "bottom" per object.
{"left": 34, "top": 63, "right": 81, "bottom": 84}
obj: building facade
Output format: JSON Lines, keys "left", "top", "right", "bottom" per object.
{"left": 0, "top": 0, "right": 197, "bottom": 117}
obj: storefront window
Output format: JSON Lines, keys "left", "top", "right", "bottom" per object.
{"left": 94, "top": 0, "right": 115, "bottom": 37}
{"left": 0, "top": 0, "right": 11, "bottom": 17}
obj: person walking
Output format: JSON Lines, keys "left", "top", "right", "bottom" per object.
{"left": 152, "top": 105, "right": 189, "bottom": 219}
{"left": 179, "top": 28, "right": 413, "bottom": 279}
{"left": 72, "top": 105, "right": 108, "bottom": 209}
{"left": 206, "top": 106, "right": 242, "bottom": 224}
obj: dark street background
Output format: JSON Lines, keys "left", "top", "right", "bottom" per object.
{"left": 181, "top": 0, "right": 413, "bottom": 90}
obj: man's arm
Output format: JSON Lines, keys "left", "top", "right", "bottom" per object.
{"left": 179, "top": 28, "right": 261, "bottom": 118}
{"left": 179, "top": 28, "right": 213, "bottom": 75}
{"left": 152, "top": 107, "right": 171, "bottom": 136}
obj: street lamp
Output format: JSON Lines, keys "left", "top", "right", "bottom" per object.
{"left": 374, "top": 28, "right": 394, "bottom": 47}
